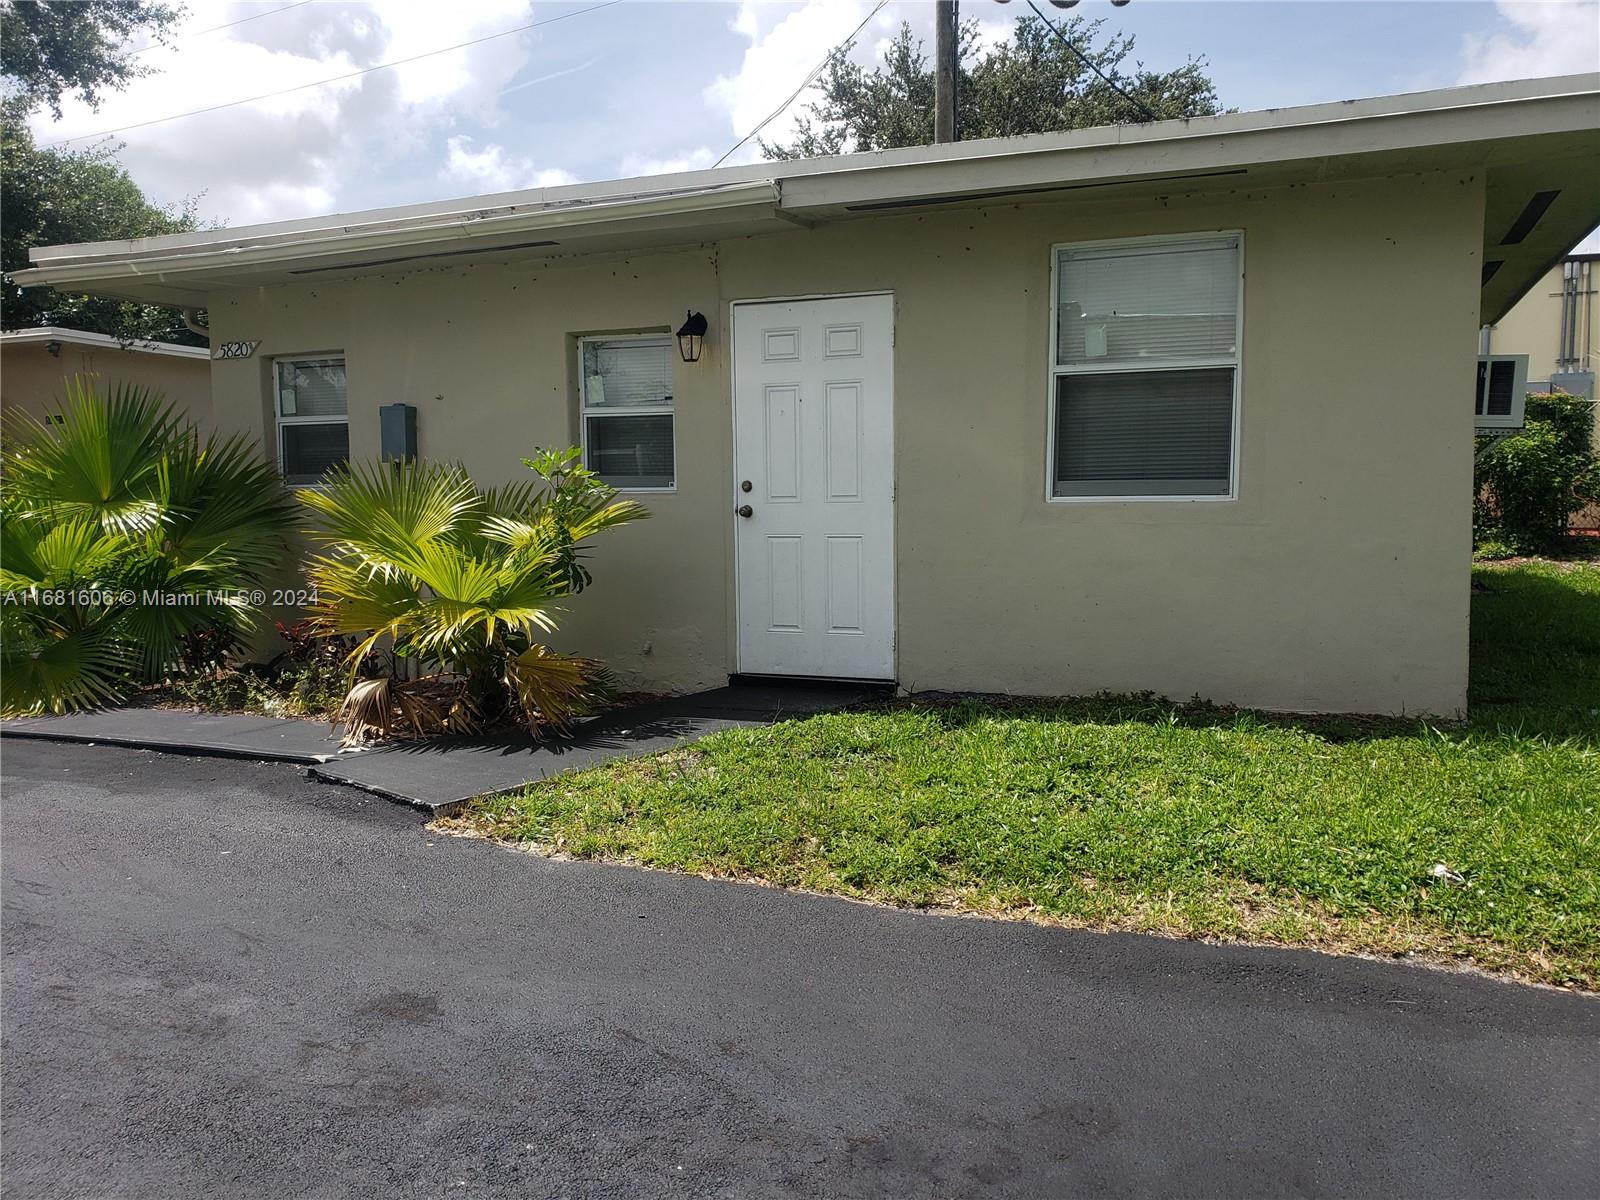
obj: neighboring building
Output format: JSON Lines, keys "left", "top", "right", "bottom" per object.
{"left": 1482, "top": 254, "right": 1598, "bottom": 398}
{"left": 14, "top": 75, "right": 1600, "bottom": 716}
{"left": 0, "top": 327, "right": 213, "bottom": 431}
{"left": 1481, "top": 252, "right": 1600, "bottom": 531}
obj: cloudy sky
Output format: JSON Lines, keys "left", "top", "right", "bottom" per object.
{"left": 23, "top": 0, "right": 1600, "bottom": 242}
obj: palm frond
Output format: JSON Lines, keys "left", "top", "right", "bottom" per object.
{"left": 508, "top": 644, "right": 616, "bottom": 735}
{"left": 0, "top": 614, "right": 136, "bottom": 716}
{"left": 299, "top": 460, "right": 478, "bottom": 568}
{"left": 304, "top": 447, "right": 646, "bottom": 731}
{"left": 332, "top": 673, "right": 481, "bottom": 746}
{"left": 2, "top": 377, "right": 178, "bottom": 536}
{"left": 333, "top": 676, "right": 398, "bottom": 744}
{"left": 0, "top": 379, "right": 289, "bottom": 715}
{"left": 0, "top": 511, "right": 122, "bottom": 590}
{"left": 156, "top": 429, "right": 296, "bottom": 577}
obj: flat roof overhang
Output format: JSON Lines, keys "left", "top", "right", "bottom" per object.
{"left": 0, "top": 326, "right": 209, "bottom": 359}
{"left": 15, "top": 74, "right": 1599, "bottom": 322}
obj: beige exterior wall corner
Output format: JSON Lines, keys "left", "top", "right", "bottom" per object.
{"left": 1, "top": 341, "right": 213, "bottom": 432}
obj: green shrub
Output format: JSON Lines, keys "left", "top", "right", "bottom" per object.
{"left": 300, "top": 448, "right": 647, "bottom": 739}
{"left": 1, "top": 378, "right": 295, "bottom": 715}
{"left": 1474, "top": 391, "right": 1598, "bottom": 554}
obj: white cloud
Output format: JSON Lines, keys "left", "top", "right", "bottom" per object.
{"left": 617, "top": 147, "right": 718, "bottom": 178}
{"left": 442, "top": 136, "right": 578, "bottom": 192}
{"left": 706, "top": 0, "right": 904, "bottom": 163}
{"left": 731, "top": 2, "right": 760, "bottom": 41}
{"left": 232, "top": 182, "right": 341, "bottom": 225}
{"left": 24, "top": 1, "right": 553, "bottom": 224}
{"left": 1458, "top": 0, "right": 1600, "bottom": 84}
{"left": 971, "top": 17, "right": 1013, "bottom": 58}
{"left": 372, "top": 0, "right": 533, "bottom": 115}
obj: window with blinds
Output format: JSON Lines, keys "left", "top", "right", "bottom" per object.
{"left": 275, "top": 357, "right": 348, "bottom": 486}
{"left": 580, "top": 335, "right": 674, "bottom": 489}
{"left": 1051, "top": 234, "right": 1242, "bottom": 500}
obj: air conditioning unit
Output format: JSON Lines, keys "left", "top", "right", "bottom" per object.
{"left": 1475, "top": 355, "right": 1527, "bottom": 431}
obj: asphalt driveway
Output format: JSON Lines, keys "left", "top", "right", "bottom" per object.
{"left": 3, "top": 739, "right": 1596, "bottom": 1199}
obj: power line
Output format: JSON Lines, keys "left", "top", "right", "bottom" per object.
{"left": 1024, "top": 0, "right": 1157, "bottom": 122}
{"left": 125, "top": 1, "right": 316, "bottom": 57}
{"left": 713, "top": 0, "right": 887, "bottom": 168}
{"left": 42, "top": 0, "right": 624, "bottom": 149}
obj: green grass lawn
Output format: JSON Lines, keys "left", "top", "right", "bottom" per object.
{"left": 454, "top": 561, "right": 1600, "bottom": 988}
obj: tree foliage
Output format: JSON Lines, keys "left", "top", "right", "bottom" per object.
{"left": 1, "top": 113, "right": 204, "bottom": 341}
{"left": 1475, "top": 392, "right": 1599, "bottom": 555}
{"left": 1, "top": 1, "right": 207, "bottom": 342}
{"left": 0, "top": 0, "right": 183, "bottom": 117}
{"left": 762, "top": 15, "right": 1223, "bottom": 160}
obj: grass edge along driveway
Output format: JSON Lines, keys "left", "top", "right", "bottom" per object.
{"left": 444, "top": 561, "right": 1600, "bottom": 989}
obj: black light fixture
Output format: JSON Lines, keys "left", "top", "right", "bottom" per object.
{"left": 45, "top": 339, "right": 62, "bottom": 357}
{"left": 676, "top": 310, "right": 708, "bottom": 363}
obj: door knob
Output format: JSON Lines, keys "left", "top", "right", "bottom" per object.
{"left": 737, "top": 504, "right": 753, "bottom": 518}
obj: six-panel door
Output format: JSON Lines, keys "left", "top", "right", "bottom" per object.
{"left": 732, "top": 294, "right": 895, "bottom": 680}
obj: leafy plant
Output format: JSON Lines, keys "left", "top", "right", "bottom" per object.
{"left": 299, "top": 447, "right": 647, "bottom": 741}
{"left": 3, "top": 107, "right": 209, "bottom": 344}
{"left": 1475, "top": 391, "right": 1598, "bottom": 555}
{"left": 762, "top": 15, "right": 1222, "bottom": 160}
{"left": 1, "top": 377, "right": 295, "bottom": 715}
{"left": 1, "top": 0, "right": 184, "bottom": 118}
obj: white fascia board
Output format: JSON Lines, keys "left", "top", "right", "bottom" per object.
{"left": 0, "top": 326, "right": 208, "bottom": 359}
{"left": 776, "top": 85, "right": 1600, "bottom": 213}
{"left": 17, "top": 181, "right": 777, "bottom": 287}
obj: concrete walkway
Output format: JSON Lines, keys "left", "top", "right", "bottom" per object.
{"left": 0, "top": 683, "right": 875, "bottom": 814}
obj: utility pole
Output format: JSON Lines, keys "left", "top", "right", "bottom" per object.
{"left": 934, "top": 0, "right": 957, "bottom": 143}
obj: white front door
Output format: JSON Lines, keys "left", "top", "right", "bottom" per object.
{"left": 732, "top": 293, "right": 895, "bottom": 680}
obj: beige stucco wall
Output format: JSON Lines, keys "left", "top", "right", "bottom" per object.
{"left": 206, "top": 169, "right": 1483, "bottom": 715}
{"left": 0, "top": 341, "right": 213, "bottom": 431}
{"left": 1486, "top": 259, "right": 1598, "bottom": 383}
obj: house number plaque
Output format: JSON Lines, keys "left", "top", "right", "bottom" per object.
{"left": 213, "top": 340, "right": 261, "bottom": 360}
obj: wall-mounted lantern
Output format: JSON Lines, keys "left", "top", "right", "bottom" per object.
{"left": 45, "top": 340, "right": 62, "bottom": 358}
{"left": 676, "top": 310, "right": 708, "bottom": 363}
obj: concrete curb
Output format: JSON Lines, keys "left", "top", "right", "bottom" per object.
{"left": 0, "top": 724, "right": 344, "bottom": 766}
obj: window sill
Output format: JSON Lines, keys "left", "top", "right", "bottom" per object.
{"left": 1045, "top": 493, "right": 1238, "bottom": 504}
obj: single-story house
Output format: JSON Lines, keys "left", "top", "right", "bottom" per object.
{"left": 14, "top": 75, "right": 1600, "bottom": 715}
{"left": 0, "top": 326, "right": 213, "bottom": 431}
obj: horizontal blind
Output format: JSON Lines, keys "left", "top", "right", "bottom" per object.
{"left": 586, "top": 414, "right": 673, "bottom": 488}
{"left": 277, "top": 358, "right": 347, "bottom": 417}
{"left": 1053, "top": 368, "right": 1234, "bottom": 497}
{"left": 281, "top": 423, "right": 349, "bottom": 485}
{"left": 1479, "top": 360, "right": 1517, "bottom": 416}
{"left": 1057, "top": 237, "right": 1239, "bottom": 366}
{"left": 583, "top": 337, "right": 673, "bottom": 408}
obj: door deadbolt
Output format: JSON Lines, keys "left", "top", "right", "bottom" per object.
{"left": 740, "top": 480, "right": 752, "bottom": 492}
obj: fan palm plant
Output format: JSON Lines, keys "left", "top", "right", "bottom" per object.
{"left": 1, "top": 377, "right": 297, "bottom": 716}
{"left": 299, "top": 447, "right": 647, "bottom": 740}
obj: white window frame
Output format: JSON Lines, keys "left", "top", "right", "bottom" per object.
{"left": 1045, "top": 230, "right": 1245, "bottom": 504}
{"left": 274, "top": 355, "right": 348, "bottom": 486}
{"left": 578, "top": 333, "right": 676, "bottom": 493}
